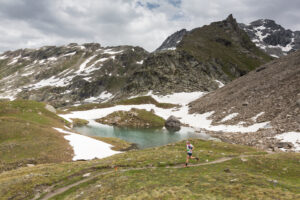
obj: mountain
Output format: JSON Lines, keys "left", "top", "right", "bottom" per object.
{"left": 121, "top": 14, "right": 271, "bottom": 97}
{"left": 156, "top": 28, "right": 187, "bottom": 51}
{"left": 0, "top": 15, "right": 271, "bottom": 107}
{"left": 189, "top": 50, "right": 300, "bottom": 149}
{"left": 0, "top": 43, "right": 148, "bottom": 107}
{"left": 239, "top": 19, "right": 300, "bottom": 57}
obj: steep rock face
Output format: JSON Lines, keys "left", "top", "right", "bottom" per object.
{"left": 120, "top": 15, "right": 271, "bottom": 97}
{"left": 156, "top": 29, "right": 187, "bottom": 51}
{"left": 239, "top": 19, "right": 300, "bottom": 57}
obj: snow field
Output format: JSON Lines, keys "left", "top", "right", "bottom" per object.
{"left": 54, "top": 128, "right": 121, "bottom": 160}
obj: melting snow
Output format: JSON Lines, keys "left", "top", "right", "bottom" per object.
{"left": 8, "top": 55, "right": 21, "bottom": 65}
{"left": 0, "top": 55, "right": 7, "bottom": 60}
{"left": 84, "top": 91, "right": 113, "bottom": 103}
{"left": 62, "top": 52, "right": 76, "bottom": 57}
{"left": 220, "top": 113, "right": 239, "bottom": 122}
{"left": 75, "top": 55, "right": 97, "bottom": 74}
{"left": 270, "top": 54, "right": 279, "bottom": 58}
{"left": 53, "top": 128, "right": 121, "bottom": 160}
{"left": 103, "top": 49, "right": 123, "bottom": 55}
{"left": 27, "top": 75, "right": 75, "bottom": 89}
{"left": 275, "top": 132, "right": 300, "bottom": 152}
{"left": 215, "top": 80, "right": 225, "bottom": 88}
{"left": 136, "top": 60, "right": 144, "bottom": 65}
{"left": 60, "top": 92, "right": 270, "bottom": 133}
{"left": 251, "top": 112, "right": 265, "bottom": 122}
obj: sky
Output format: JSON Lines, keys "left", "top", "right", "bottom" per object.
{"left": 0, "top": 0, "right": 299, "bottom": 53}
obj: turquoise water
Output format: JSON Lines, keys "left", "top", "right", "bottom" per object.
{"left": 74, "top": 123, "right": 215, "bottom": 149}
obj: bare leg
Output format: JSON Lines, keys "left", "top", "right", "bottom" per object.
{"left": 185, "top": 155, "right": 190, "bottom": 167}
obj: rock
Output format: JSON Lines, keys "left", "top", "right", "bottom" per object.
{"left": 275, "top": 142, "right": 293, "bottom": 149}
{"left": 296, "top": 99, "right": 300, "bottom": 107}
{"left": 242, "top": 101, "right": 249, "bottom": 106}
{"left": 45, "top": 104, "right": 56, "bottom": 113}
{"left": 165, "top": 115, "right": 181, "bottom": 132}
{"left": 26, "top": 164, "right": 35, "bottom": 167}
{"left": 224, "top": 168, "right": 231, "bottom": 173}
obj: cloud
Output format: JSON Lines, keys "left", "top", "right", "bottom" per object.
{"left": 0, "top": 0, "right": 299, "bottom": 53}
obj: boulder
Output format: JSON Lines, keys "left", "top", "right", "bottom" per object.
{"left": 45, "top": 104, "right": 56, "bottom": 113}
{"left": 275, "top": 142, "right": 294, "bottom": 149}
{"left": 165, "top": 115, "right": 181, "bottom": 132}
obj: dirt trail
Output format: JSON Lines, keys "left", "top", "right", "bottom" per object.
{"left": 37, "top": 155, "right": 255, "bottom": 200}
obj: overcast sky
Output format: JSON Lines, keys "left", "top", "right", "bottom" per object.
{"left": 0, "top": 0, "right": 299, "bottom": 53}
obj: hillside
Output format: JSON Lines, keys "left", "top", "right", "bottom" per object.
{"left": 0, "top": 138, "right": 299, "bottom": 199}
{"left": 189, "top": 50, "right": 300, "bottom": 150}
{"left": 0, "top": 15, "right": 271, "bottom": 106}
{"left": 0, "top": 100, "right": 73, "bottom": 172}
{"left": 0, "top": 44, "right": 148, "bottom": 107}
{"left": 239, "top": 19, "right": 300, "bottom": 57}
{"left": 121, "top": 15, "right": 271, "bottom": 97}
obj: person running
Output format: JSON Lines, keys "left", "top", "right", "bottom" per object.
{"left": 185, "top": 140, "right": 199, "bottom": 167}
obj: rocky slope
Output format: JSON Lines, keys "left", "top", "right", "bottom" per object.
{"left": 121, "top": 14, "right": 271, "bottom": 97}
{"left": 156, "top": 29, "right": 187, "bottom": 51}
{"left": 0, "top": 43, "right": 148, "bottom": 107}
{"left": 189, "top": 50, "right": 300, "bottom": 150}
{"left": 0, "top": 15, "right": 271, "bottom": 107}
{"left": 239, "top": 19, "right": 300, "bottom": 57}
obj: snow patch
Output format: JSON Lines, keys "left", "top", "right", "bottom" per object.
{"left": 275, "top": 132, "right": 300, "bottom": 152}
{"left": 136, "top": 60, "right": 144, "bottom": 64}
{"left": 270, "top": 54, "right": 279, "bottom": 58}
{"left": 75, "top": 55, "right": 97, "bottom": 74}
{"left": 215, "top": 80, "right": 225, "bottom": 88}
{"left": 84, "top": 91, "right": 113, "bottom": 103}
{"left": 27, "top": 75, "right": 75, "bottom": 89}
{"left": 251, "top": 112, "right": 265, "bottom": 122}
{"left": 0, "top": 55, "right": 8, "bottom": 60}
{"left": 220, "top": 113, "right": 239, "bottom": 122}
{"left": 60, "top": 92, "right": 270, "bottom": 133}
{"left": 62, "top": 52, "right": 76, "bottom": 57}
{"left": 54, "top": 128, "right": 121, "bottom": 160}
{"left": 103, "top": 49, "right": 123, "bottom": 55}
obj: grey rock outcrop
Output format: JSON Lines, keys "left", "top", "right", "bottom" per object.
{"left": 165, "top": 115, "right": 181, "bottom": 132}
{"left": 156, "top": 29, "right": 187, "bottom": 51}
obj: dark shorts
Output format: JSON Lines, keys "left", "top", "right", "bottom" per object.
{"left": 187, "top": 152, "right": 192, "bottom": 157}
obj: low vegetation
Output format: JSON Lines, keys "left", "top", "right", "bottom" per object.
{"left": 96, "top": 108, "right": 165, "bottom": 128}
{"left": 0, "top": 139, "right": 298, "bottom": 200}
{"left": 91, "top": 136, "right": 137, "bottom": 151}
{"left": 66, "top": 96, "right": 178, "bottom": 112}
{"left": 70, "top": 118, "right": 89, "bottom": 127}
{"left": 0, "top": 100, "right": 72, "bottom": 172}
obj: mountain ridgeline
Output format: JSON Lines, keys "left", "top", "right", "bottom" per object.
{"left": 0, "top": 15, "right": 272, "bottom": 107}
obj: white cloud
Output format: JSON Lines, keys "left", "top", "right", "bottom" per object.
{"left": 0, "top": 0, "right": 299, "bottom": 53}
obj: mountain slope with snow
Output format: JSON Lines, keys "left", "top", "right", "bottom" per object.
{"left": 239, "top": 19, "right": 300, "bottom": 57}
{"left": 0, "top": 15, "right": 271, "bottom": 107}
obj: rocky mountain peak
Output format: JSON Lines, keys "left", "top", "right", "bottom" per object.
{"left": 239, "top": 19, "right": 300, "bottom": 57}
{"left": 155, "top": 29, "right": 187, "bottom": 51}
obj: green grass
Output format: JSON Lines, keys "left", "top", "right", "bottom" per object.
{"left": 70, "top": 118, "right": 89, "bottom": 127}
{"left": 0, "top": 100, "right": 72, "bottom": 172}
{"left": 96, "top": 108, "right": 165, "bottom": 128}
{"left": 0, "top": 139, "right": 298, "bottom": 200}
{"left": 91, "top": 136, "right": 136, "bottom": 151}
{"left": 178, "top": 20, "right": 272, "bottom": 79}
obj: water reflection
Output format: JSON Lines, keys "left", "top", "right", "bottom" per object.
{"left": 74, "top": 122, "right": 215, "bottom": 149}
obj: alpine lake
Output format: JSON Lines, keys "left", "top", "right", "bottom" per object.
{"left": 74, "top": 122, "right": 218, "bottom": 149}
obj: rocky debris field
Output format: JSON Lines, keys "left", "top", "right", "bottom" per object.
{"left": 190, "top": 51, "right": 300, "bottom": 151}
